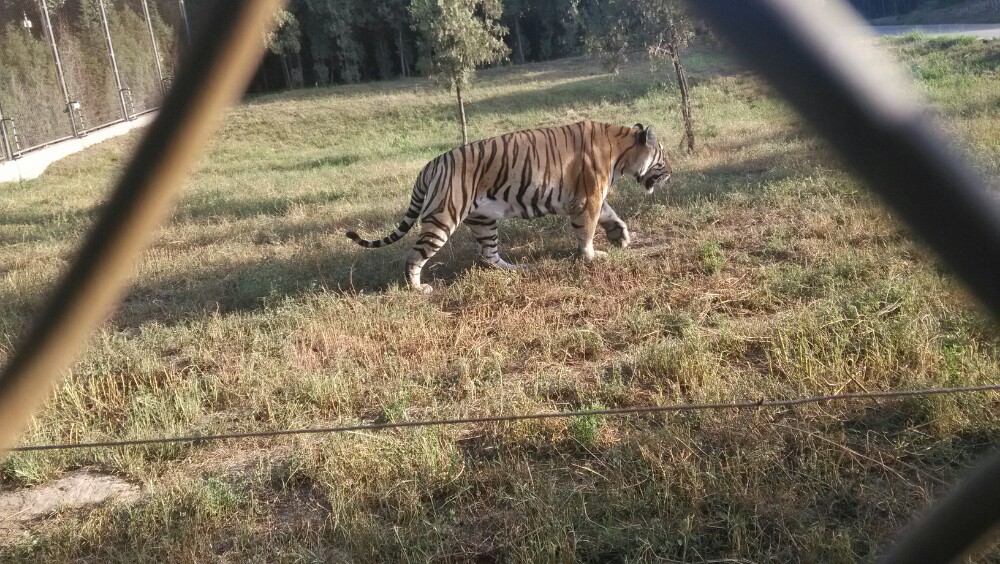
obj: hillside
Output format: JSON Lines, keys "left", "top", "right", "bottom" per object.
{"left": 1, "top": 39, "right": 999, "bottom": 561}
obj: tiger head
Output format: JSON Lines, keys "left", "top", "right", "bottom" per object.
{"left": 631, "top": 123, "right": 672, "bottom": 194}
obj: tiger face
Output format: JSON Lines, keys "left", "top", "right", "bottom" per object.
{"left": 632, "top": 124, "right": 672, "bottom": 194}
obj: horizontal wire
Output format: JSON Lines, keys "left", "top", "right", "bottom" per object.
{"left": 10, "top": 383, "right": 1000, "bottom": 453}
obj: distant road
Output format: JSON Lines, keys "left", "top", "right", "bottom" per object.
{"left": 872, "top": 24, "right": 1000, "bottom": 39}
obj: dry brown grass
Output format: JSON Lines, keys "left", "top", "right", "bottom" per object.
{"left": 0, "top": 40, "right": 998, "bottom": 561}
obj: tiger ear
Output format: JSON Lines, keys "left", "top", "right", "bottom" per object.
{"left": 635, "top": 124, "right": 647, "bottom": 144}
{"left": 645, "top": 125, "right": 657, "bottom": 146}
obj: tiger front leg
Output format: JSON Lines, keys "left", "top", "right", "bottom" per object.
{"left": 599, "top": 201, "right": 631, "bottom": 248}
{"left": 570, "top": 199, "right": 606, "bottom": 262}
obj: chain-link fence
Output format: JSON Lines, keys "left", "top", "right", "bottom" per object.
{"left": 0, "top": 0, "right": 184, "bottom": 162}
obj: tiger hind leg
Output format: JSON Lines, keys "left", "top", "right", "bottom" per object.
{"left": 405, "top": 219, "right": 458, "bottom": 294}
{"left": 464, "top": 214, "right": 520, "bottom": 270}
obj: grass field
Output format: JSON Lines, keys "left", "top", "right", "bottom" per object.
{"left": 1, "top": 37, "right": 998, "bottom": 561}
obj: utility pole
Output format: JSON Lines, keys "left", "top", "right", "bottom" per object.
{"left": 140, "top": 0, "right": 166, "bottom": 96}
{"left": 38, "top": 0, "right": 80, "bottom": 137}
{"left": 98, "top": 0, "right": 132, "bottom": 121}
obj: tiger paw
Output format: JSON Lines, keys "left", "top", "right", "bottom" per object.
{"left": 609, "top": 236, "right": 631, "bottom": 249}
{"left": 413, "top": 283, "right": 434, "bottom": 294}
{"left": 605, "top": 226, "right": 631, "bottom": 248}
{"left": 581, "top": 250, "right": 608, "bottom": 262}
{"left": 487, "top": 258, "right": 525, "bottom": 271}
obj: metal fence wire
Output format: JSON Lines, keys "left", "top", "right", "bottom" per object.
{"left": 8, "top": 384, "right": 1000, "bottom": 454}
{"left": 0, "top": 0, "right": 999, "bottom": 562}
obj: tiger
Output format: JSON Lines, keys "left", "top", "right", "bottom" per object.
{"left": 346, "top": 120, "right": 672, "bottom": 293}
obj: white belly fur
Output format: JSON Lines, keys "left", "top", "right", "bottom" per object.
{"left": 472, "top": 197, "right": 520, "bottom": 219}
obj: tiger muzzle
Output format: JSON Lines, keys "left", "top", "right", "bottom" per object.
{"left": 643, "top": 172, "right": 670, "bottom": 192}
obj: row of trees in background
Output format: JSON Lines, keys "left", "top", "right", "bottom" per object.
{"left": 252, "top": 0, "right": 701, "bottom": 150}
{"left": 252, "top": 0, "right": 941, "bottom": 150}
{"left": 846, "top": 0, "right": 958, "bottom": 19}
{"left": 243, "top": 0, "right": 583, "bottom": 90}
{"left": 1, "top": 0, "right": 702, "bottom": 154}
{"left": 251, "top": 0, "right": 950, "bottom": 90}
{"left": 0, "top": 0, "right": 176, "bottom": 150}
{"left": 251, "top": 0, "right": 951, "bottom": 150}
{"left": 5, "top": 0, "right": 946, "bottom": 160}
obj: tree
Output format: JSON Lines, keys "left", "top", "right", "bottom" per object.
{"left": 503, "top": 0, "right": 581, "bottom": 64}
{"left": 503, "top": 0, "right": 529, "bottom": 64}
{"left": 585, "top": 0, "right": 698, "bottom": 154}
{"left": 301, "top": 0, "right": 365, "bottom": 84}
{"left": 410, "top": 0, "right": 509, "bottom": 144}
{"left": 376, "top": 0, "right": 414, "bottom": 77}
{"left": 264, "top": 8, "right": 302, "bottom": 89}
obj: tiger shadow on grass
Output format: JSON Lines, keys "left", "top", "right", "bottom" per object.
{"left": 112, "top": 225, "right": 497, "bottom": 329}
{"left": 112, "top": 214, "right": 592, "bottom": 330}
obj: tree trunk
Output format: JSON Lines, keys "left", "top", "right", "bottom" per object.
{"left": 514, "top": 18, "right": 526, "bottom": 64}
{"left": 295, "top": 52, "right": 303, "bottom": 87}
{"left": 280, "top": 54, "right": 292, "bottom": 90}
{"left": 398, "top": 27, "right": 408, "bottom": 77}
{"left": 377, "top": 36, "right": 390, "bottom": 79}
{"left": 456, "top": 84, "right": 468, "bottom": 144}
{"left": 669, "top": 45, "right": 695, "bottom": 155}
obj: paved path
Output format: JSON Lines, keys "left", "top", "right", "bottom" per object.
{"left": 0, "top": 113, "right": 155, "bottom": 183}
{"left": 872, "top": 24, "right": 1000, "bottom": 39}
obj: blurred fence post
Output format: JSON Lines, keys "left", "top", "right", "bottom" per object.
{"left": 98, "top": 0, "right": 133, "bottom": 121}
{"left": 141, "top": 0, "right": 166, "bottom": 97}
{"left": 37, "top": 0, "right": 80, "bottom": 138}
{"left": 178, "top": 0, "right": 192, "bottom": 45}
{"left": 0, "top": 96, "right": 14, "bottom": 161}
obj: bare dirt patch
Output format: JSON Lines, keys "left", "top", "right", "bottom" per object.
{"left": 0, "top": 471, "right": 140, "bottom": 544}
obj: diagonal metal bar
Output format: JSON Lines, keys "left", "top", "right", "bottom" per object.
{"left": 0, "top": 0, "right": 285, "bottom": 453}
{"left": 0, "top": 95, "right": 13, "bottom": 161}
{"left": 692, "top": 0, "right": 1000, "bottom": 317}
{"left": 689, "top": 2, "right": 1000, "bottom": 562}
{"left": 882, "top": 450, "right": 1000, "bottom": 563}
